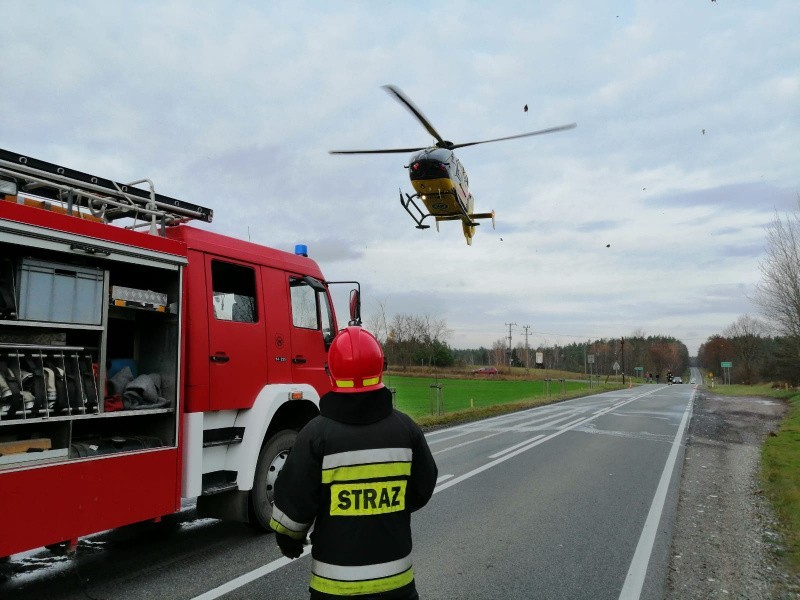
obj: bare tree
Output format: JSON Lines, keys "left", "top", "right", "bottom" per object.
{"left": 753, "top": 203, "right": 800, "bottom": 381}
{"left": 365, "top": 299, "right": 390, "bottom": 345}
{"left": 385, "top": 312, "right": 453, "bottom": 368}
{"left": 491, "top": 338, "right": 507, "bottom": 368}
{"left": 723, "top": 315, "right": 768, "bottom": 383}
{"left": 754, "top": 204, "right": 800, "bottom": 341}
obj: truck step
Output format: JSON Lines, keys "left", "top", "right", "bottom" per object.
{"left": 201, "top": 470, "right": 238, "bottom": 495}
{"left": 202, "top": 427, "right": 245, "bottom": 448}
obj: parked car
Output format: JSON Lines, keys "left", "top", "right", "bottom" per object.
{"left": 690, "top": 378, "right": 697, "bottom": 384}
{"left": 673, "top": 376, "right": 683, "bottom": 384}
{"left": 472, "top": 367, "right": 498, "bottom": 376}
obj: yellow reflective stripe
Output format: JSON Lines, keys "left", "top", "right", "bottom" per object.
{"left": 310, "top": 567, "right": 414, "bottom": 596}
{"left": 269, "top": 518, "right": 306, "bottom": 540}
{"left": 330, "top": 480, "right": 406, "bottom": 516}
{"left": 334, "top": 379, "right": 354, "bottom": 388}
{"left": 269, "top": 506, "right": 311, "bottom": 539}
{"left": 269, "top": 519, "right": 305, "bottom": 540}
{"left": 321, "top": 461, "right": 411, "bottom": 483}
{"left": 362, "top": 376, "right": 380, "bottom": 386}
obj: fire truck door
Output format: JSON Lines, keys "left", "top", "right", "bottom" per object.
{"left": 206, "top": 257, "right": 268, "bottom": 411}
{"left": 288, "top": 275, "right": 334, "bottom": 396}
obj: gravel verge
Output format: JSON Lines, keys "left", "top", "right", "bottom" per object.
{"left": 665, "top": 388, "right": 800, "bottom": 599}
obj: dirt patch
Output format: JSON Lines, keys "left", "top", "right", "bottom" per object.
{"left": 665, "top": 390, "right": 800, "bottom": 599}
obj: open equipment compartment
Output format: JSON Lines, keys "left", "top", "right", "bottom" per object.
{"left": 0, "top": 215, "right": 184, "bottom": 468}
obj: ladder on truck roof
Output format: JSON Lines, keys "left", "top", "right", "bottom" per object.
{"left": 0, "top": 147, "right": 213, "bottom": 234}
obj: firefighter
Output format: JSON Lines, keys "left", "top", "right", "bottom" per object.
{"left": 270, "top": 326, "right": 438, "bottom": 599}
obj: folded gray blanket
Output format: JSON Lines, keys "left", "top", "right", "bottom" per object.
{"left": 122, "top": 373, "right": 168, "bottom": 409}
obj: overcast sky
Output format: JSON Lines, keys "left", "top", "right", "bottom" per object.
{"left": 2, "top": 1, "right": 798, "bottom": 356}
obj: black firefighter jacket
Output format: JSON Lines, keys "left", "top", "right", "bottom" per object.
{"left": 270, "top": 386, "right": 438, "bottom": 598}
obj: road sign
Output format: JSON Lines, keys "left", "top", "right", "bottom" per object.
{"left": 721, "top": 361, "right": 732, "bottom": 368}
{"left": 587, "top": 354, "right": 595, "bottom": 364}
{"left": 634, "top": 366, "right": 643, "bottom": 372}
{"left": 613, "top": 361, "right": 620, "bottom": 371}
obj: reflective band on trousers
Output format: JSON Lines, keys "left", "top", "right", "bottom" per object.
{"left": 310, "top": 555, "right": 414, "bottom": 595}
{"left": 310, "top": 568, "right": 414, "bottom": 596}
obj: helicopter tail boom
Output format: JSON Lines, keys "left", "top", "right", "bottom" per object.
{"left": 470, "top": 210, "right": 496, "bottom": 229}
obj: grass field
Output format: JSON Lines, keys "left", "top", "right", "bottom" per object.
{"left": 382, "top": 373, "right": 599, "bottom": 420}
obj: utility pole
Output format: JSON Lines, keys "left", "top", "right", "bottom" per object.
{"left": 621, "top": 337, "right": 625, "bottom": 386}
{"left": 523, "top": 325, "right": 532, "bottom": 374}
{"left": 505, "top": 322, "right": 517, "bottom": 369}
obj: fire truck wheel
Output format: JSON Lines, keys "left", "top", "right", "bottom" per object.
{"left": 249, "top": 429, "right": 298, "bottom": 531}
{"left": 0, "top": 555, "right": 11, "bottom": 582}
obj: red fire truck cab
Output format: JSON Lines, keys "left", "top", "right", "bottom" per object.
{"left": 0, "top": 148, "right": 355, "bottom": 558}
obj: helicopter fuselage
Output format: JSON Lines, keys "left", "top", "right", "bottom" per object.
{"left": 330, "top": 84, "right": 575, "bottom": 245}
{"left": 407, "top": 147, "right": 471, "bottom": 218}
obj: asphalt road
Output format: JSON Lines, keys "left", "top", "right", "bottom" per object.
{"left": 2, "top": 382, "right": 696, "bottom": 600}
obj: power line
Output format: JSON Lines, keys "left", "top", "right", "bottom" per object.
{"left": 523, "top": 325, "right": 532, "bottom": 372}
{"left": 504, "top": 322, "right": 517, "bottom": 367}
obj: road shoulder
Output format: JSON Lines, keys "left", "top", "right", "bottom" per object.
{"left": 665, "top": 389, "right": 800, "bottom": 599}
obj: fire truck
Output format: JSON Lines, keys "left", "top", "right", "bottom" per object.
{"left": 0, "top": 148, "right": 358, "bottom": 559}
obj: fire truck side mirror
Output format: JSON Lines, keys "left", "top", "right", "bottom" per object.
{"left": 348, "top": 289, "right": 361, "bottom": 326}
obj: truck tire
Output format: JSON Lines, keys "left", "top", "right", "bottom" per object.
{"left": 0, "top": 555, "right": 11, "bottom": 582}
{"left": 249, "top": 429, "right": 297, "bottom": 531}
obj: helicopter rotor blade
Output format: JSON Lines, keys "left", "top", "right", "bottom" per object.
{"left": 450, "top": 123, "right": 577, "bottom": 150}
{"left": 329, "top": 146, "right": 426, "bottom": 155}
{"left": 382, "top": 85, "right": 447, "bottom": 146}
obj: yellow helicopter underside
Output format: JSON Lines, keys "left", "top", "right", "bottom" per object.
{"left": 410, "top": 178, "right": 463, "bottom": 216}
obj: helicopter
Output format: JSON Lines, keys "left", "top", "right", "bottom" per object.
{"left": 330, "top": 85, "right": 576, "bottom": 245}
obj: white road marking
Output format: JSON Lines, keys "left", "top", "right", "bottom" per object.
{"left": 190, "top": 545, "right": 312, "bottom": 600}
{"left": 617, "top": 390, "right": 694, "bottom": 600}
{"left": 189, "top": 386, "right": 664, "bottom": 600}
{"left": 557, "top": 417, "right": 586, "bottom": 430}
{"left": 434, "top": 388, "right": 661, "bottom": 495}
{"left": 488, "top": 435, "right": 545, "bottom": 459}
{"left": 432, "top": 431, "right": 504, "bottom": 455}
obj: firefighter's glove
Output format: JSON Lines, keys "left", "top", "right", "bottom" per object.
{"left": 276, "top": 533, "right": 305, "bottom": 559}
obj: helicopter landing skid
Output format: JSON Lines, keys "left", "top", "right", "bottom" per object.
{"left": 399, "top": 190, "right": 431, "bottom": 230}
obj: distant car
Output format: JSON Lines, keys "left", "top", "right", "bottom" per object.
{"left": 690, "top": 378, "right": 697, "bottom": 384}
{"left": 673, "top": 377, "right": 683, "bottom": 384}
{"left": 472, "top": 367, "right": 498, "bottom": 376}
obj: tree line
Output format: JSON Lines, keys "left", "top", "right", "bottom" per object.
{"left": 366, "top": 302, "right": 690, "bottom": 377}
{"left": 368, "top": 199, "right": 800, "bottom": 383}
{"left": 696, "top": 315, "right": 784, "bottom": 384}
{"left": 366, "top": 307, "right": 456, "bottom": 368}
{"left": 691, "top": 200, "right": 800, "bottom": 385}
{"left": 453, "top": 334, "right": 689, "bottom": 378}
{"left": 696, "top": 200, "right": 800, "bottom": 384}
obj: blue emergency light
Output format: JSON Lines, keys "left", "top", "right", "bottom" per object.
{"left": 294, "top": 244, "right": 308, "bottom": 257}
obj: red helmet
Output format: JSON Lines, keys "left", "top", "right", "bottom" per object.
{"left": 327, "top": 326, "right": 385, "bottom": 393}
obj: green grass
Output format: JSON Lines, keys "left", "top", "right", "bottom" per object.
{"left": 708, "top": 382, "right": 796, "bottom": 400}
{"left": 760, "top": 391, "right": 800, "bottom": 570}
{"left": 382, "top": 373, "right": 621, "bottom": 426}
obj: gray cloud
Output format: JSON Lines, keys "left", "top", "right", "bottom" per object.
{"left": 2, "top": 1, "right": 798, "bottom": 358}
